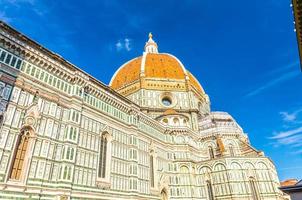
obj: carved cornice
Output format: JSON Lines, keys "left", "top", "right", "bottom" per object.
{"left": 0, "top": 21, "right": 139, "bottom": 114}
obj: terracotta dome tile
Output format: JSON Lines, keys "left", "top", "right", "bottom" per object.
{"left": 111, "top": 57, "right": 142, "bottom": 89}
{"left": 145, "top": 54, "right": 186, "bottom": 79}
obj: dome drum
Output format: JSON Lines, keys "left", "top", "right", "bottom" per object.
{"left": 109, "top": 33, "right": 210, "bottom": 120}
{"left": 159, "top": 92, "right": 177, "bottom": 108}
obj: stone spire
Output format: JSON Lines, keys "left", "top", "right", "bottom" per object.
{"left": 144, "top": 32, "right": 158, "bottom": 53}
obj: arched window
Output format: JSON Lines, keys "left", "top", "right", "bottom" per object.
{"left": 206, "top": 180, "right": 214, "bottom": 200}
{"left": 162, "top": 118, "right": 168, "bottom": 124}
{"left": 249, "top": 177, "right": 259, "bottom": 200}
{"left": 229, "top": 145, "right": 235, "bottom": 156}
{"left": 173, "top": 118, "right": 179, "bottom": 125}
{"left": 161, "top": 189, "right": 168, "bottom": 200}
{"left": 9, "top": 129, "right": 30, "bottom": 180}
{"left": 0, "top": 115, "right": 3, "bottom": 127}
{"left": 98, "top": 133, "right": 108, "bottom": 178}
{"left": 150, "top": 154, "right": 155, "bottom": 187}
{"left": 208, "top": 146, "right": 214, "bottom": 159}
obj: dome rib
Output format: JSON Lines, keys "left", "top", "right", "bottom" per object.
{"left": 187, "top": 71, "right": 205, "bottom": 94}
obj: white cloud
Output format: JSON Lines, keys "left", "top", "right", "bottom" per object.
{"left": 280, "top": 112, "right": 297, "bottom": 122}
{"left": 269, "top": 107, "right": 302, "bottom": 154}
{"left": 246, "top": 69, "right": 299, "bottom": 97}
{"left": 269, "top": 127, "right": 302, "bottom": 155}
{"left": 124, "top": 38, "right": 131, "bottom": 51}
{"left": 266, "top": 60, "right": 299, "bottom": 76}
{"left": 115, "top": 38, "right": 132, "bottom": 52}
{"left": 245, "top": 61, "right": 299, "bottom": 97}
{"left": 280, "top": 108, "right": 302, "bottom": 123}
{"left": 270, "top": 126, "right": 302, "bottom": 139}
{"left": 276, "top": 133, "right": 302, "bottom": 145}
{"left": 115, "top": 41, "right": 123, "bottom": 51}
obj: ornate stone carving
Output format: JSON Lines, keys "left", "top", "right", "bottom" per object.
{"left": 23, "top": 92, "right": 40, "bottom": 128}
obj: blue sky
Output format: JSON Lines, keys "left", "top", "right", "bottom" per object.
{"left": 1, "top": 0, "right": 301, "bottom": 180}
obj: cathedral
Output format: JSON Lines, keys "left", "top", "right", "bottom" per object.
{"left": 0, "top": 21, "right": 284, "bottom": 200}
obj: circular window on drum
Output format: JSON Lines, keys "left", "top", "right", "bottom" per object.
{"left": 162, "top": 97, "right": 172, "bottom": 106}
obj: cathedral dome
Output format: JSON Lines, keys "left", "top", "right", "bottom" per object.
{"left": 109, "top": 33, "right": 205, "bottom": 96}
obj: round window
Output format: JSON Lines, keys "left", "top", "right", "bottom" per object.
{"left": 162, "top": 97, "right": 172, "bottom": 106}
{"left": 162, "top": 118, "right": 168, "bottom": 124}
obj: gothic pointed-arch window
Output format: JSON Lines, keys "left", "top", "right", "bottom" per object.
{"left": 206, "top": 180, "right": 214, "bottom": 200}
{"left": 161, "top": 189, "right": 168, "bottom": 200}
{"left": 9, "top": 129, "right": 30, "bottom": 180}
{"left": 0, "top": 115, "right": 3, "bottom": 126}
{"left": 183, "top": 119, "right": 188, "bottom": 126}
{"left": 249, "top": 177, "right": 259, "bottom": 200}
{"left": 96, "top": 131, "right": 112, "bottom": 187}
{"left": 173, "top": 118, "right": 179, "bottom": 125}
{"left": 98, "top": 132, "right": 108, "bottom": 178}
{"left": 229, "top": 145, "right": 235, "bottom": 156}
{"left": 150, "top": 152, "right": 155, "bottom": 188}
{"left": 208, "top": 146, "right": 214, "bottom": 159}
